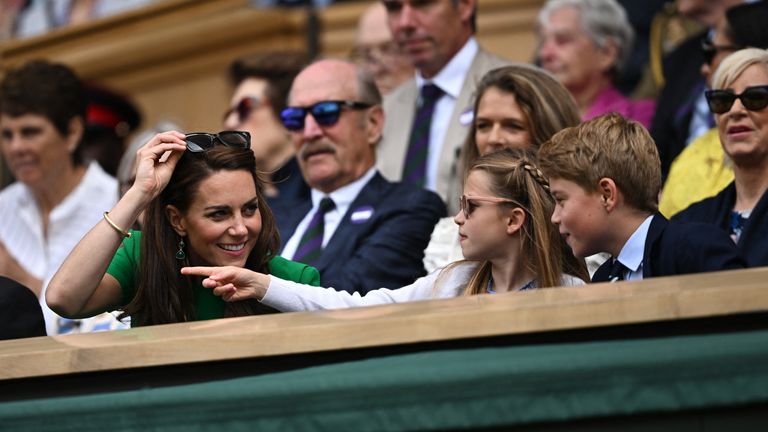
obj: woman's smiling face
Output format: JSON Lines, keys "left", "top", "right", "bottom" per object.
{"left": 173, "top": 169, "right": 262, "bottom": 267}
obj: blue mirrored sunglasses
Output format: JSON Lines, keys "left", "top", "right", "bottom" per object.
{"left": 185, "top": 131, "right": 251, "bottom": 153}
{"left": 280, "top": 100, "right": 372, "bottom": 131}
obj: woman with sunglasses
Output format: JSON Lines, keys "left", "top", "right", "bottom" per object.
{"left": 660, "top": 1, "right": 768, "bottom": 218}
{"left": 426, "top": 64, "right": 592, "bottom": 273}
{"left": 181, "top": 149, "right": 588, "bottom": 310}
{"left": 673, "top": 48, "right": 768, "bottom": 267}
{"left": 46, "top": 131, "right": 319, "bottom": 326}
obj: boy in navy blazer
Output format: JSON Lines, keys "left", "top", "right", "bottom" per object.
{"left": 538, "top": 113, "right": 745, "bottom": 283}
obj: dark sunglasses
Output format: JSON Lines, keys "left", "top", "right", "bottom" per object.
{"left": 280, "top": 100, "right": 372, "bottom": 131}
{"left": 701, "top": 38, "right": 742, "bottom": 65}
{"left": 705, "top": 85, "right": 768, "bottom": 114}
{"left": 459, "top": 195, "right": 521, "bottom": 219}
{"left": 185, "top": 131, "right": 251, "bottom": 153}
{"left": 223, "top": 97, "right": 262, "bottom": 124}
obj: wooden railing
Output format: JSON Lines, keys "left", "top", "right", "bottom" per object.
{"left": 2, "top": 267, "right": 767, "bottom": 382}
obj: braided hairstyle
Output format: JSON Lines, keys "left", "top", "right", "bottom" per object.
{"left": 456, "top": 148, "right": 587, "bottom": 295}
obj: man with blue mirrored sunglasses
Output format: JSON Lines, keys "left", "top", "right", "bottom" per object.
{"left": 271, "top": 59, "right": 446, "bottom": 294}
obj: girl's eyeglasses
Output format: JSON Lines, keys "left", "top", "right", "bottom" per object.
{"left": 280, "top": 100, "right": 372, "bottom": 131}
{"left": 185, "top": 131, "right": 251, "bottom": 153}
{"left": 705, "top": 85, "right": 768, "bottom": 114}
{"left": 459, "top": 195, "right": 522, "bottom": 219}
{"left": 223, "top": 97, "right": 262, "bottom": 124}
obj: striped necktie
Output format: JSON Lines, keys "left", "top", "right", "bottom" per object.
{"left": 401, "top": 83, "right": 444, "bottom": 187}
{"left": 293, "top": 197, "right": 335, "bottom": 265}
{"left": 608, "top": 258, "right": 628, "bottom": 282}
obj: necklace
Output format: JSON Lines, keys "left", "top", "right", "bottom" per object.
{"left": 486, "top": 277, "right": 537, "bottom": 293}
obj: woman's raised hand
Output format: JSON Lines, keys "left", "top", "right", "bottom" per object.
{"left": 181, "top": 266, "right": 271, "bottom": 301}
{"left": 131, "top": 131, "right": 187, "bottom": 201}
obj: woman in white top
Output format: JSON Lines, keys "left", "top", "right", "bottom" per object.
{"left": 181, "top": 149, "right": 589, "bottom": 311}
{"left": 426, "top": 64, "right": 583, "bottom": 272}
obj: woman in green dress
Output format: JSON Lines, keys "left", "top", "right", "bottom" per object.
{"left": 47, "top": 130, "right": 318, "bottom": 326}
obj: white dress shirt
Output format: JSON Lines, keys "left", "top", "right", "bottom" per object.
{"left": 615, "top": 215, "right": 654, "bottom": 281}
{"left": 281, "top": 167, "right": 377, "bottom": 260}
{"left": 415, "top": 37, "right": 479, "bottom": 192}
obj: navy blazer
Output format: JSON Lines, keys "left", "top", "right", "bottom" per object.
{"left": 673, "top": 182, "right": 768, "bottom": 267}
{"left": 272, "top": 172, "right": 446, "bottom": 293}
{"left": 592, "top": 214, "right": 746, "bottom": 282}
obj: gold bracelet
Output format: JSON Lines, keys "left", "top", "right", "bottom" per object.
{"left": 103, "top": 212, "right": 132, "bottom": 238}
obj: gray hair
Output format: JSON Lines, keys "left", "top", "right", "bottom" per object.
{"left": 538, "top": 0, "right": 634, "bottom": 75}
{"left": 712, "top": 48, "right": 768, "bottom": 90}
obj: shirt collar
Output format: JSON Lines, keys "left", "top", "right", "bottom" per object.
{"left": 310, "top": 167, "right": 377, "bottom": 209}
{"left": 616, "top": 215, "right": 654, "bottom": 272}
{"left": 415, "top": 37, "right": 478, "bottom": 99}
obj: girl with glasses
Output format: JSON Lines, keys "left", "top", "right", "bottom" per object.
{"left": 673, "top": 48, "right": 768, "bottom": 268}
{"left": 46, "top": 131, "right": 319, "bottom": 326}
{"left": 181, "top": 148, "right": 587, "bottom": 310}
{"left": 428, "top": 64, "right": 597, "bottom": 273}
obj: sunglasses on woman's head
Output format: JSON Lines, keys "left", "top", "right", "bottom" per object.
{"left": 185, "top": 131, "right": 251, "bottom": 153}
{"left": 705, "top": 85, "right": 768, "bottom": 114}
{"left": 700, "top": 38, "right": 742, "bottom": 66}
{"left": 280, "top": 100, "right": 372, "bottom": 131}
{"left": 223, "top": 97, "right": 261, "bottom": 124}
{"left": 459, "top": 195, "right": 521, "bottom": 219}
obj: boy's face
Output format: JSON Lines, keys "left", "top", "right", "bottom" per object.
{"left": 549, "top": 177, "right": 610, "bottom": 258}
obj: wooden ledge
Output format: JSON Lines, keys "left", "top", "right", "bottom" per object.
{"left": 1, "top": 267, "right": 767, "bottom": 381}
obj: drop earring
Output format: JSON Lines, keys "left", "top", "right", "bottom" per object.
{"left": 175, "top": 238, "right": 186, "bottom": 260}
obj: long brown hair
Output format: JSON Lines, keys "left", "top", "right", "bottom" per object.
{"left": 121, "top": 145, "right": 280, "bottom": 325}
{"left": 454, "top": 149, "right": 588, "bottom": 295}
{"left": 460, "top": 65, "right": 580, "bottom": 175}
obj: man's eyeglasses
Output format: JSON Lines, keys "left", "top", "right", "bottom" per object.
{"left": 459, "top": 195, "right": 522, "bottom": 219}
{"left": 185, "top": 131, "right": 251, "bottom": 153}
{"left": 701, "top": 38, "right": 742, "bottom": 65}
{"left": 223, "top": 97, "right": 261, "bottom": 124}
{"left": 705, "top": 85, "right": 768, "bottom": 114}
{"left": 351, "top": 41, "right": 402, "bottom": 66}
{"left": 280, "top": 100, "right": 372, "bottom": 131}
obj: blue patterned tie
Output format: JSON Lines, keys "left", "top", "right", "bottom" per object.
{"left": 293, "top": 197, "right": 335, "bottom": 265}
{"left": 608, "top": 258, "right": 627, "bottom": 282}
{"left": 402, "top": 83, "right": 444, "bottom": 187}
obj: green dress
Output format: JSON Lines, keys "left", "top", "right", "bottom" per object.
{"left": 107, "top": 231, "right": 320, "bottom": 322}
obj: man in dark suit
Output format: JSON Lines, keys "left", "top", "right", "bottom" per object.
{"left": 376, "top": 0, "right": 509, "bottom": 214}
{"left": 273, "top": 59, "right": 446, "bottom": 293}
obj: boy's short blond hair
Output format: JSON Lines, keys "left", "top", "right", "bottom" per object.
{"left": 538, "top": 113, "right": 661, "bottom": 213}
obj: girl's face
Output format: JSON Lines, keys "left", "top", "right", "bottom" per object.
{"left": 474, "top": 87, "right": 532, "bottom": 155}
{"left": 454, "top": 170, "right": 516, "bottom": 261}
{"left": 173, "top": 170, "right": 262, "bottom": 268}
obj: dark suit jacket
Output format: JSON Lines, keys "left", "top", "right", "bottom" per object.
{"left": 673, "top": 182, "right": 768, "bottom": 267}
{"left": 592, "top": 214, "right": 746, "bottom": 282}
{"left": 272, "top": 172, "right": 446, "bottom": 293}
{"left": 0, "top": 276, "right": 46, "bottom": 339}
{"left": 650, "top": 31, "right": 708, "bottom": 180}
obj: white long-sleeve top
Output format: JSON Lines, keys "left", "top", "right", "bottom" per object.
{"left": 261, "top": 261, "right": 585, "bottom": 312}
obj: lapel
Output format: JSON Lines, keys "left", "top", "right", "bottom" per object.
{"left": 737, "top": 185, "right": 768, "bottom": 246}
{"left": 377, "top": 79, "right": 418, "bottom": 181}
{"left": 642, "top": 214, "right": 667, "bottom": 278}
{"left": 311, "top": 173, "right": 389, "bottom": 272}
{"left": 438, "top": 50, "right": 490, "bottom": 203}
{"left": 276, "top": 198, "right": 312, "bottom": 253}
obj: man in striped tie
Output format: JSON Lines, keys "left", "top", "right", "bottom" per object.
{"left": 273, "top": 59, "right": 446, "bottom": 294}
